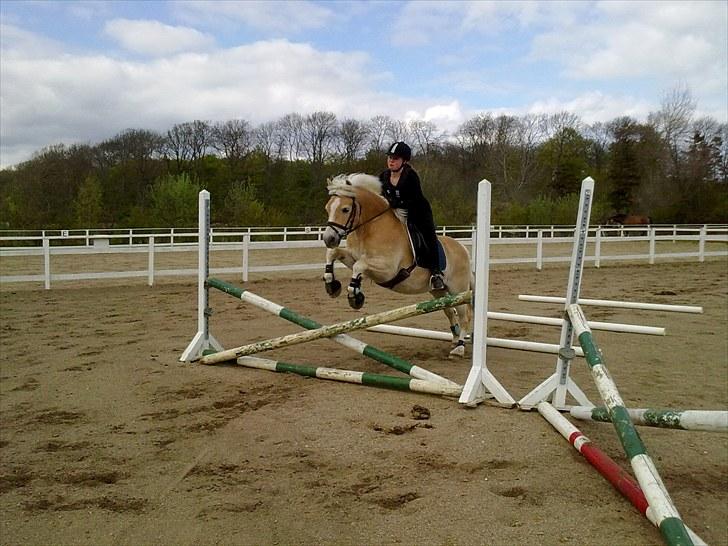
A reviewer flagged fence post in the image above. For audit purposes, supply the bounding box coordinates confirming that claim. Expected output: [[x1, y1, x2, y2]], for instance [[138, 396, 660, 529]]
[[147, 236, 155, 286], [672, 224, 677, 243], [595, 228, 601, 268], [648, 228, 656, 264], [242, 233, 250, 282], [128, 228, 133, 246], [699, 226, 706, 262], [170, 228, 175, 247], [536, 230, 543, 271], [43, 236, 51, 290], [85, 229, 90, 246], [283, 227, 287, 242]]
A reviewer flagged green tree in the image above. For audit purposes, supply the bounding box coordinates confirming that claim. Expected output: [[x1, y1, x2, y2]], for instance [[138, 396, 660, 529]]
[[148, 173, 199, 227], [73, 175, 104, 227]]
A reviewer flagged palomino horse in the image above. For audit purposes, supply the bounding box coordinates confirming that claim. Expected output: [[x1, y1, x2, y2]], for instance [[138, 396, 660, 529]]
[[322, 173, 473, 357]]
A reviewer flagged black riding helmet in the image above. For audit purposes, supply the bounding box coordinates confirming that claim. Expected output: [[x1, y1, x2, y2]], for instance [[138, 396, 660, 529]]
[[387, 141, 412, 161]]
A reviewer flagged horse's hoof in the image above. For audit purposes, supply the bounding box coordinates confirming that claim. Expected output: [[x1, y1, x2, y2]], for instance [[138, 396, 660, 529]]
[[448, 344, 465, 358], [325, 280, 341, 298], [348, 292, 365, 309]]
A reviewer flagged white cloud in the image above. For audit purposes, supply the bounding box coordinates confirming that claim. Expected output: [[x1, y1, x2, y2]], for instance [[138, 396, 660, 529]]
[[173, 0, 335, 33], [0, 25, 435, 167], [104, 19, 215, 56], [522, 91, 655, 124]]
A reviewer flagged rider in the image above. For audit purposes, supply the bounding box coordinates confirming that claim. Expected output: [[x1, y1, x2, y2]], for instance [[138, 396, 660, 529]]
[[379, 141, 446, 291]]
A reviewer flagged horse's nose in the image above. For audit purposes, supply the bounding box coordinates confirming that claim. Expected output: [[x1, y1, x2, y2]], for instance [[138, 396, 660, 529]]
[[323, 228, 340, 248]]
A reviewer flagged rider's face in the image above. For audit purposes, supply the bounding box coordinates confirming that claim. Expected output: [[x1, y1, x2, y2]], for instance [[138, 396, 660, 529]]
[[387, 156, 404, 170]]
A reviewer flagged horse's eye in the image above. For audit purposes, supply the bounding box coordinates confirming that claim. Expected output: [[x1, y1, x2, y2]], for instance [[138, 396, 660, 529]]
[[342, 207, 350, 213]]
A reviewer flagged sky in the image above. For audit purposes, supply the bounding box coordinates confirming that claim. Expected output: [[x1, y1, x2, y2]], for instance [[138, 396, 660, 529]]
[[1, 0, 726, 168]]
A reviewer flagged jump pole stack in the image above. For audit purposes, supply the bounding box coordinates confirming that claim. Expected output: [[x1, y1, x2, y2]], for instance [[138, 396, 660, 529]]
[[205, 277, 458, 387], [195, 290, 471, 365], [566, 303, 694, 546]]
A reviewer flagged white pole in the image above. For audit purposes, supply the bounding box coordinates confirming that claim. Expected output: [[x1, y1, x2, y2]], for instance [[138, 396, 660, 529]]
[[518, 295, 703, 314], [147, 235, 155, 287], [487, 311, 664, 336], [242, 233, 250, 283], [366, 324, 585, 356], [649, 227, 656, 265], [699, 226, 706, 262], [595, 228, 601, 268], [536, 230, 543, 271], [43, 236, 51, 290]]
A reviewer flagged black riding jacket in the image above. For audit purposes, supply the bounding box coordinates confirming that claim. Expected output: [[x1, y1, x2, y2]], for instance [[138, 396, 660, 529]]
[[379, 164, 439, 271]]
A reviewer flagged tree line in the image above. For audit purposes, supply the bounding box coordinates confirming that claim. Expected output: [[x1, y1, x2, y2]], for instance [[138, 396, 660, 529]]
[[1, 87, 725, 230]]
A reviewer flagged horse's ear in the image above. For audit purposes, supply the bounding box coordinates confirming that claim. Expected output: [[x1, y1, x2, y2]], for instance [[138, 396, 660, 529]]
[[326, 177, 331, 184]]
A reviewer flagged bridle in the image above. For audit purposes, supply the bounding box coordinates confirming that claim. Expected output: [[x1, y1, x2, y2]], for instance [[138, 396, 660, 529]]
[[327, 193, 391, 239]]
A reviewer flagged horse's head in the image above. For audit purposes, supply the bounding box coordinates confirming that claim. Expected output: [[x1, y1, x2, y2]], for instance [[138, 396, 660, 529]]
[[323, 174, 387, 248]]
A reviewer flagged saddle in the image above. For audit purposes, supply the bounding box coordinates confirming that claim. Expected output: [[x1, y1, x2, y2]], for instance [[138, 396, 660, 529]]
[[377, 223, 446, 289]]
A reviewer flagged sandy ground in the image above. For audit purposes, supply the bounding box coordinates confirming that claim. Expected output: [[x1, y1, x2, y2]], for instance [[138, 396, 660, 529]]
[[1, 259, 726, 546]]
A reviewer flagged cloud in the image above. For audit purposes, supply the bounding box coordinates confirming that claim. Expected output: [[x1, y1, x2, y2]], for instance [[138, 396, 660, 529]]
[[0, 25, 424, 167], [173, 0, 335, 33], [104, 19, 215, 56], [522, 91, 655, 124]]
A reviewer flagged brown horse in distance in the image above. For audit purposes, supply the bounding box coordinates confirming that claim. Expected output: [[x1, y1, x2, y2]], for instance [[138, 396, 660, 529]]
[[606, 213, 652, 226]]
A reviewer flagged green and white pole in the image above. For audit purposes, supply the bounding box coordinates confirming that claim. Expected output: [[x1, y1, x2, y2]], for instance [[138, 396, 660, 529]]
[[567, 303, 694, 546], [570, 406, 728, 433], [197, 290, 472, 366], [236, 356, 463, 398], [206, 277, 458, 387]]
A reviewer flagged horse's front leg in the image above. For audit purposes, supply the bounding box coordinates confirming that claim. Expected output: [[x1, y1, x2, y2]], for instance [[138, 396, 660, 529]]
[[347, 260, 370, 310], [323, 248, 353, 298]]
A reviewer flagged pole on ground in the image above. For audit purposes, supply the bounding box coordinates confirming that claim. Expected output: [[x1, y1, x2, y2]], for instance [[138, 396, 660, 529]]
[[567, 304, 694, 546]]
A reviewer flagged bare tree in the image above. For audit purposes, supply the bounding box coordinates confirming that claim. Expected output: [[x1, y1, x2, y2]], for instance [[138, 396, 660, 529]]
[[253, 121, 277, 160], [385, 119, 409, 145], [165, 123, 193, 169], [337, 118, 370, 162], [368, 115, 394, 152], [408, 119, 444, 157], [277, 113, 304, 161], [648, 84, 696, 169], [211, 119, 253, 168], [301, 111, 338, 164]]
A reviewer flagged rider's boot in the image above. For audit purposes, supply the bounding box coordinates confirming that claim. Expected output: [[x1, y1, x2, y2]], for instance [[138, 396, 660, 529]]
[[430, 270, 446, 291]]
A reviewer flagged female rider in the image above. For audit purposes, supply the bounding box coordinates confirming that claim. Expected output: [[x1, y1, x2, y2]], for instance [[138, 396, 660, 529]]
[[379, 141, 445, 291]]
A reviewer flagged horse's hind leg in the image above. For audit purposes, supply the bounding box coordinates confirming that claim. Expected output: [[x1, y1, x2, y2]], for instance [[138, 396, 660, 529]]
[[443, 306, 467, 358]]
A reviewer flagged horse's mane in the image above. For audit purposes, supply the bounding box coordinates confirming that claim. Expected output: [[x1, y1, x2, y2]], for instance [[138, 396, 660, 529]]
[[327, 173, 383, 199]]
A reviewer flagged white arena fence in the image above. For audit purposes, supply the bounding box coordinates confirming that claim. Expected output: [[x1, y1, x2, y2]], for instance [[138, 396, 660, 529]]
[[1, 224, 726, 289]]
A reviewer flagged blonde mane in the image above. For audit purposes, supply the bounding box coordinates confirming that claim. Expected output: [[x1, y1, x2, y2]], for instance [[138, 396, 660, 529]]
[[327, 173, 384, 199]]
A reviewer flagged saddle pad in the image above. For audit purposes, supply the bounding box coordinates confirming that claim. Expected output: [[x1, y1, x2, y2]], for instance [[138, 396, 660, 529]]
[[407, 225, 447, 271]]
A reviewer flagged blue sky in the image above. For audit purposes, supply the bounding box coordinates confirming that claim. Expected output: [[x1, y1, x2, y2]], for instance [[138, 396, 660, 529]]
[[1, 0, 726, 168]]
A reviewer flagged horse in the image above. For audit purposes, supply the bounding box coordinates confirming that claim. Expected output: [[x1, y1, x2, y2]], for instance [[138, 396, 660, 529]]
[[322, 173, 473, 357], [606, 213, 652, 226], [606, 213, 652, 236]]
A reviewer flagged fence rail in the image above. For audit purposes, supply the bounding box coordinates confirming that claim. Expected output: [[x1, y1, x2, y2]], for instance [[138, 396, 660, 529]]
[[1, 225, 726, 289]]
